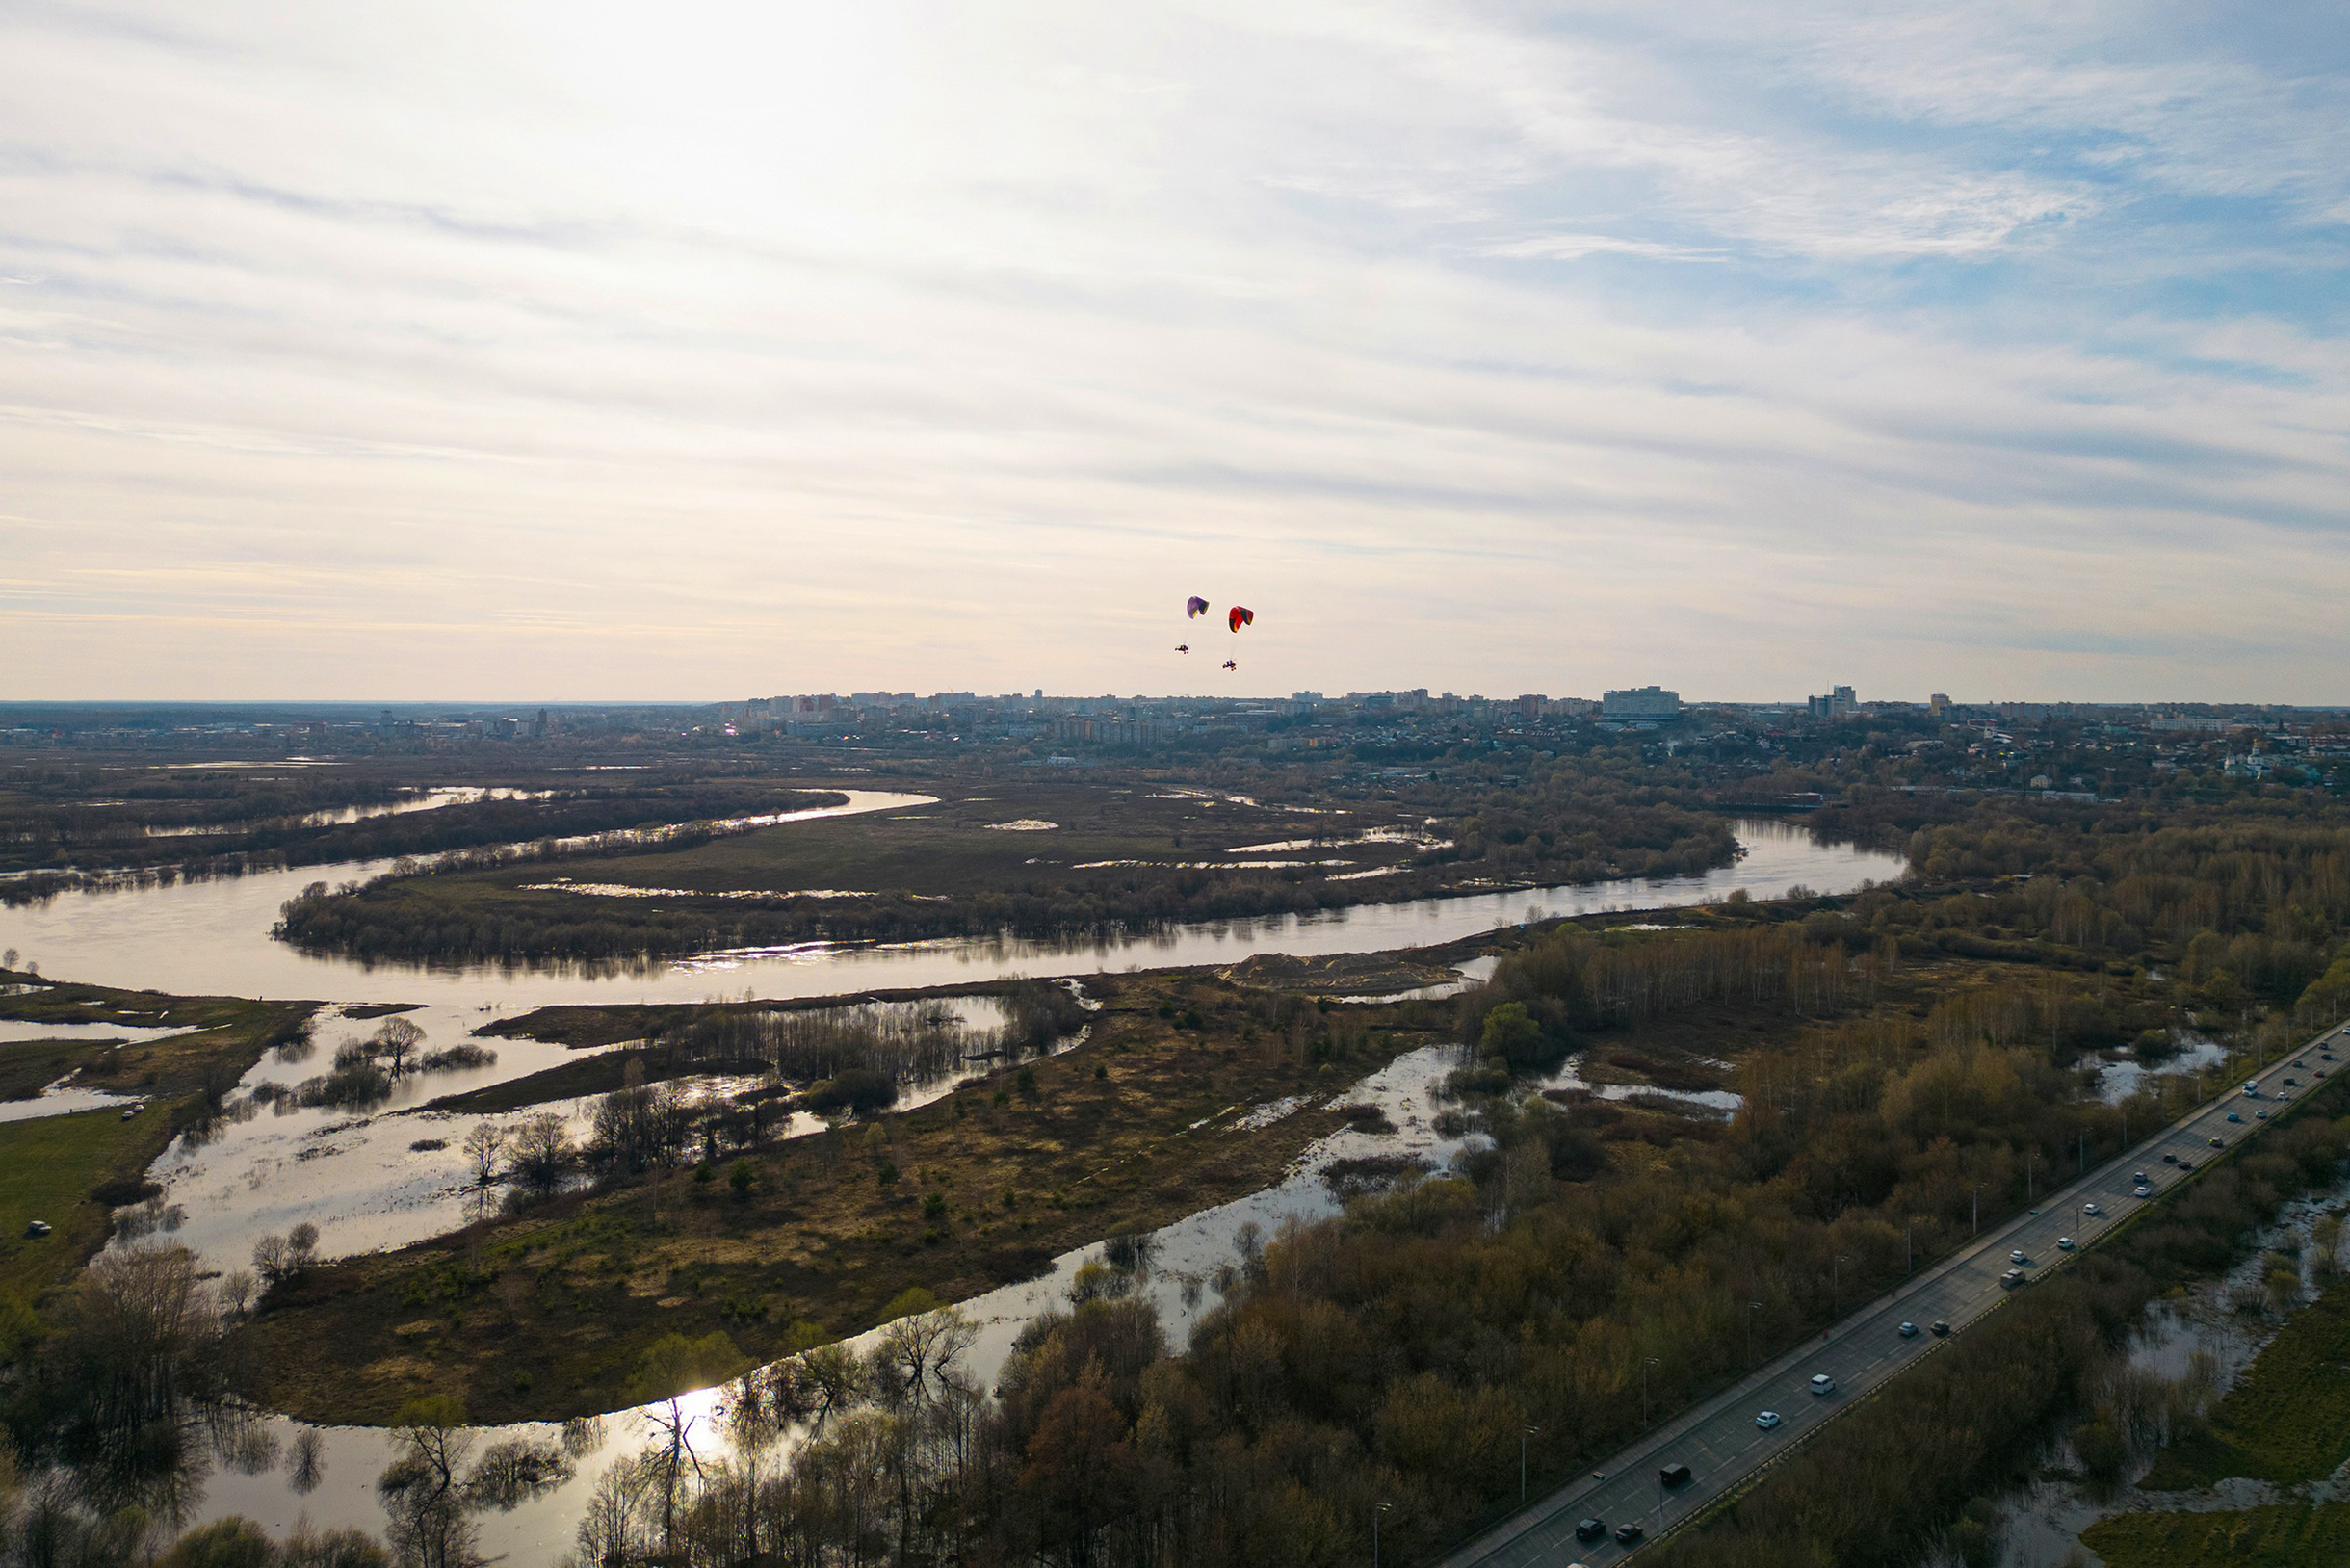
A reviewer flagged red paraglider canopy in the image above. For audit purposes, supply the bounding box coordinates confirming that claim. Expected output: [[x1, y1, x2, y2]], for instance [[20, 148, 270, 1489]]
[[1228, 606, 1254, 633], [1186, 596, 1210, 619]]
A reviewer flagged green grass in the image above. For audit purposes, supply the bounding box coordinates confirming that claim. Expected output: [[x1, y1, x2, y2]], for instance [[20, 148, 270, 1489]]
[[0, 1109, 179, 1351], [0, 982, 315, 1356], [2084, 1503, 2350, 1567], [2141, 1272, 2350, 1489]]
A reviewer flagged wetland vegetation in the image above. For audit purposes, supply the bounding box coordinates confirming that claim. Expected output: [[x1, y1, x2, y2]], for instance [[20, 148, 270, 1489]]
[[0, 759, 845, 903], [270, 767, 1736, 966]]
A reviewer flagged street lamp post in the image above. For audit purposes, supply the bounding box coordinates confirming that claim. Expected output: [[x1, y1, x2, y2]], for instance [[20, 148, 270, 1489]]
[[1833, 1255, 1848, 1316], [1642, 1356, 1660, 1427], [1747, 1300, 1762, 1369], [1522, 1426, 1540, 1503], [1374, 1502, 1390, 1568], [1972, 1184, 1981, 1237]]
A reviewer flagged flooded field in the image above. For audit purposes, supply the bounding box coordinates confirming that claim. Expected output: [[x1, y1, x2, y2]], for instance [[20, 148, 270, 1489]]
[[0, 807, 1908, 1555]]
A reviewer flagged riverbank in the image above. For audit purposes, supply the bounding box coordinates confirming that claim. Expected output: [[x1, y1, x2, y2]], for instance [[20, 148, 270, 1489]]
[[0, 970, 316, 1353], [246, 969, 1456, 1424], [271, 776, 1737, 965]]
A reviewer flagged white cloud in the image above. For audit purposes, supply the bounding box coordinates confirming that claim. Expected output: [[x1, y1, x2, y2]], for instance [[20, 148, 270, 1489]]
[[0, 0, 2343, 702]]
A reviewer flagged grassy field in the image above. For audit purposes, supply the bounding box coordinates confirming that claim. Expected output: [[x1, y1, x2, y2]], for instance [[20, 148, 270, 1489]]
[[249, 968, 1462, 1424], [2141, 1271, 2350, 1490], [2084, 1503, 2350, 1567], [1, 977, 305, 1101], [0, 1110, 183, 1350], [0, 971, 316, 1355]]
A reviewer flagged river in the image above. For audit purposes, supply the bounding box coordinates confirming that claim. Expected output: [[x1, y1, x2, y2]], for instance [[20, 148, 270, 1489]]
[[0, 795, 1896, 1008], [0, 799, 1906, 1559]]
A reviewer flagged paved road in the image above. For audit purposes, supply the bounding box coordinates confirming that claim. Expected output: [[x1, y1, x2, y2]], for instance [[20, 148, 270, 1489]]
[[1443, 1025, 2350, 1568]]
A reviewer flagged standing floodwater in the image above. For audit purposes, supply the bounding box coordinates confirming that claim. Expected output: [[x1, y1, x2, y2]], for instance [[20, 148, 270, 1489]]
[[0, 810, 1901, 1009]]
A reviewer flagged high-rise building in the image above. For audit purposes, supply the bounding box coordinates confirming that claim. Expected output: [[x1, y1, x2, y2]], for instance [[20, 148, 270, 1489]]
[[1602, 686, 1682, 719]]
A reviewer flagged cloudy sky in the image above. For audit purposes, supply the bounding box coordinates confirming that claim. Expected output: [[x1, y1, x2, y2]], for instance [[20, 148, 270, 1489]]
[[2, 1, 2345, 703]]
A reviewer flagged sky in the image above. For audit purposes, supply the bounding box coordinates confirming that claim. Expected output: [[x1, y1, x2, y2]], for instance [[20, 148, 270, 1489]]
[[1, 1, 2346, 705]]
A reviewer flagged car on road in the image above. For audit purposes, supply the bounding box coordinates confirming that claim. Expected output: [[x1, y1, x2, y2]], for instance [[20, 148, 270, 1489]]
[[2057, 1237, 2075, 1250], [2002, 1267, 2029, 1290], [2319, 1071, 2330, 1079], [1898, 1320, 1920, 1338], [2011, 1249, 2029, 1264], [2257, 1111, 2269, 1120], [2163, 1153, 2178, 1164], [1756, 1409, 1782, 1429], [2245, 1082, 2261, 1096], [2180, 1160, 2196, 1170], [2229, 1112, 2243, 1122], [1614, 1523, 1644, 1545], [2133, 1183, 2153, 1197], [1576, 1518, 1605, 1543], [2083, 1202, 2102, 1216], [2211, 1137, 2226, 1147], [1810, 1373, 1837, 1395], [1931, 1320, 1951, 1336], [1659, 1463, 1691, 1488], [2133, 1170, 2148, 1182], [2285, 1078, 2301, 1087]]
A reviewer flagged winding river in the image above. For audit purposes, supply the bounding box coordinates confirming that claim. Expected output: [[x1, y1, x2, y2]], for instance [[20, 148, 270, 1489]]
[[0, 796, 1907, 1558]]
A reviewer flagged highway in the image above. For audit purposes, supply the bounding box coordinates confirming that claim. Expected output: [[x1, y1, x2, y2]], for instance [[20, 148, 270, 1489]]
[[1441, 1024, 2350, 1567]]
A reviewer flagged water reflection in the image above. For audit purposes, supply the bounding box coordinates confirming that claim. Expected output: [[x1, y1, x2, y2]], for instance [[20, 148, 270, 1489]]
[[0, 813, 1902, 1012]]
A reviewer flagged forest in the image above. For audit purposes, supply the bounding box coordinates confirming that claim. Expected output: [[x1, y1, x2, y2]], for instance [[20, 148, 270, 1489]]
[[491, 796, 2350, 1567], [11, 789, 2350, 1566], [0, 764, 846, 904], [269, 763, 1738, 964]]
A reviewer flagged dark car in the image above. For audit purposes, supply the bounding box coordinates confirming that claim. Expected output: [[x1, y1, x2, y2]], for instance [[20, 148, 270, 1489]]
[[2210, 1137, 2226, 1147], [2162, 1153, 2178, 1164], [1931, 1320, 1951, 1336], [1615, 1523, 1645, 1545], [1575, 1518, 1605, 1543], [2285, 1078, 2301, 1087], [1659, 1462, 1692, 1488]]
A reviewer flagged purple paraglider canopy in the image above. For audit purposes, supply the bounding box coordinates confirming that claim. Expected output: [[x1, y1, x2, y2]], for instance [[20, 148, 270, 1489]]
[[1186, 596, 1210, 619]]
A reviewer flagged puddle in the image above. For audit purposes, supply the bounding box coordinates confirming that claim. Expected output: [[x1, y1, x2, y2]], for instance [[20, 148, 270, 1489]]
[[2096, 1035, 2230, 1105], [0, 1081, 147, 1124], [155, 1037, 1482, 1556], [1538, 1053, 1744, 1116], [0, 1018, 197, 1046], [1976, 1173, 2350, 1565]]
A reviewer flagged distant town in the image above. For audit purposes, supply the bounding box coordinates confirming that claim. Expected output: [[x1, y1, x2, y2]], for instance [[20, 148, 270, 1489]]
[[5, 686, 2344, 797]]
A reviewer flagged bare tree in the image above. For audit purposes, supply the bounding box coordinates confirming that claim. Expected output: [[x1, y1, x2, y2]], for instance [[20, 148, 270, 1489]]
[[375, 1017, 427, 1078], [461, 1122, 508, 1192], [288, 1221, 321, 1271], [377, 1396, 573, 1568], [509, 1112, 572, 1194]]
